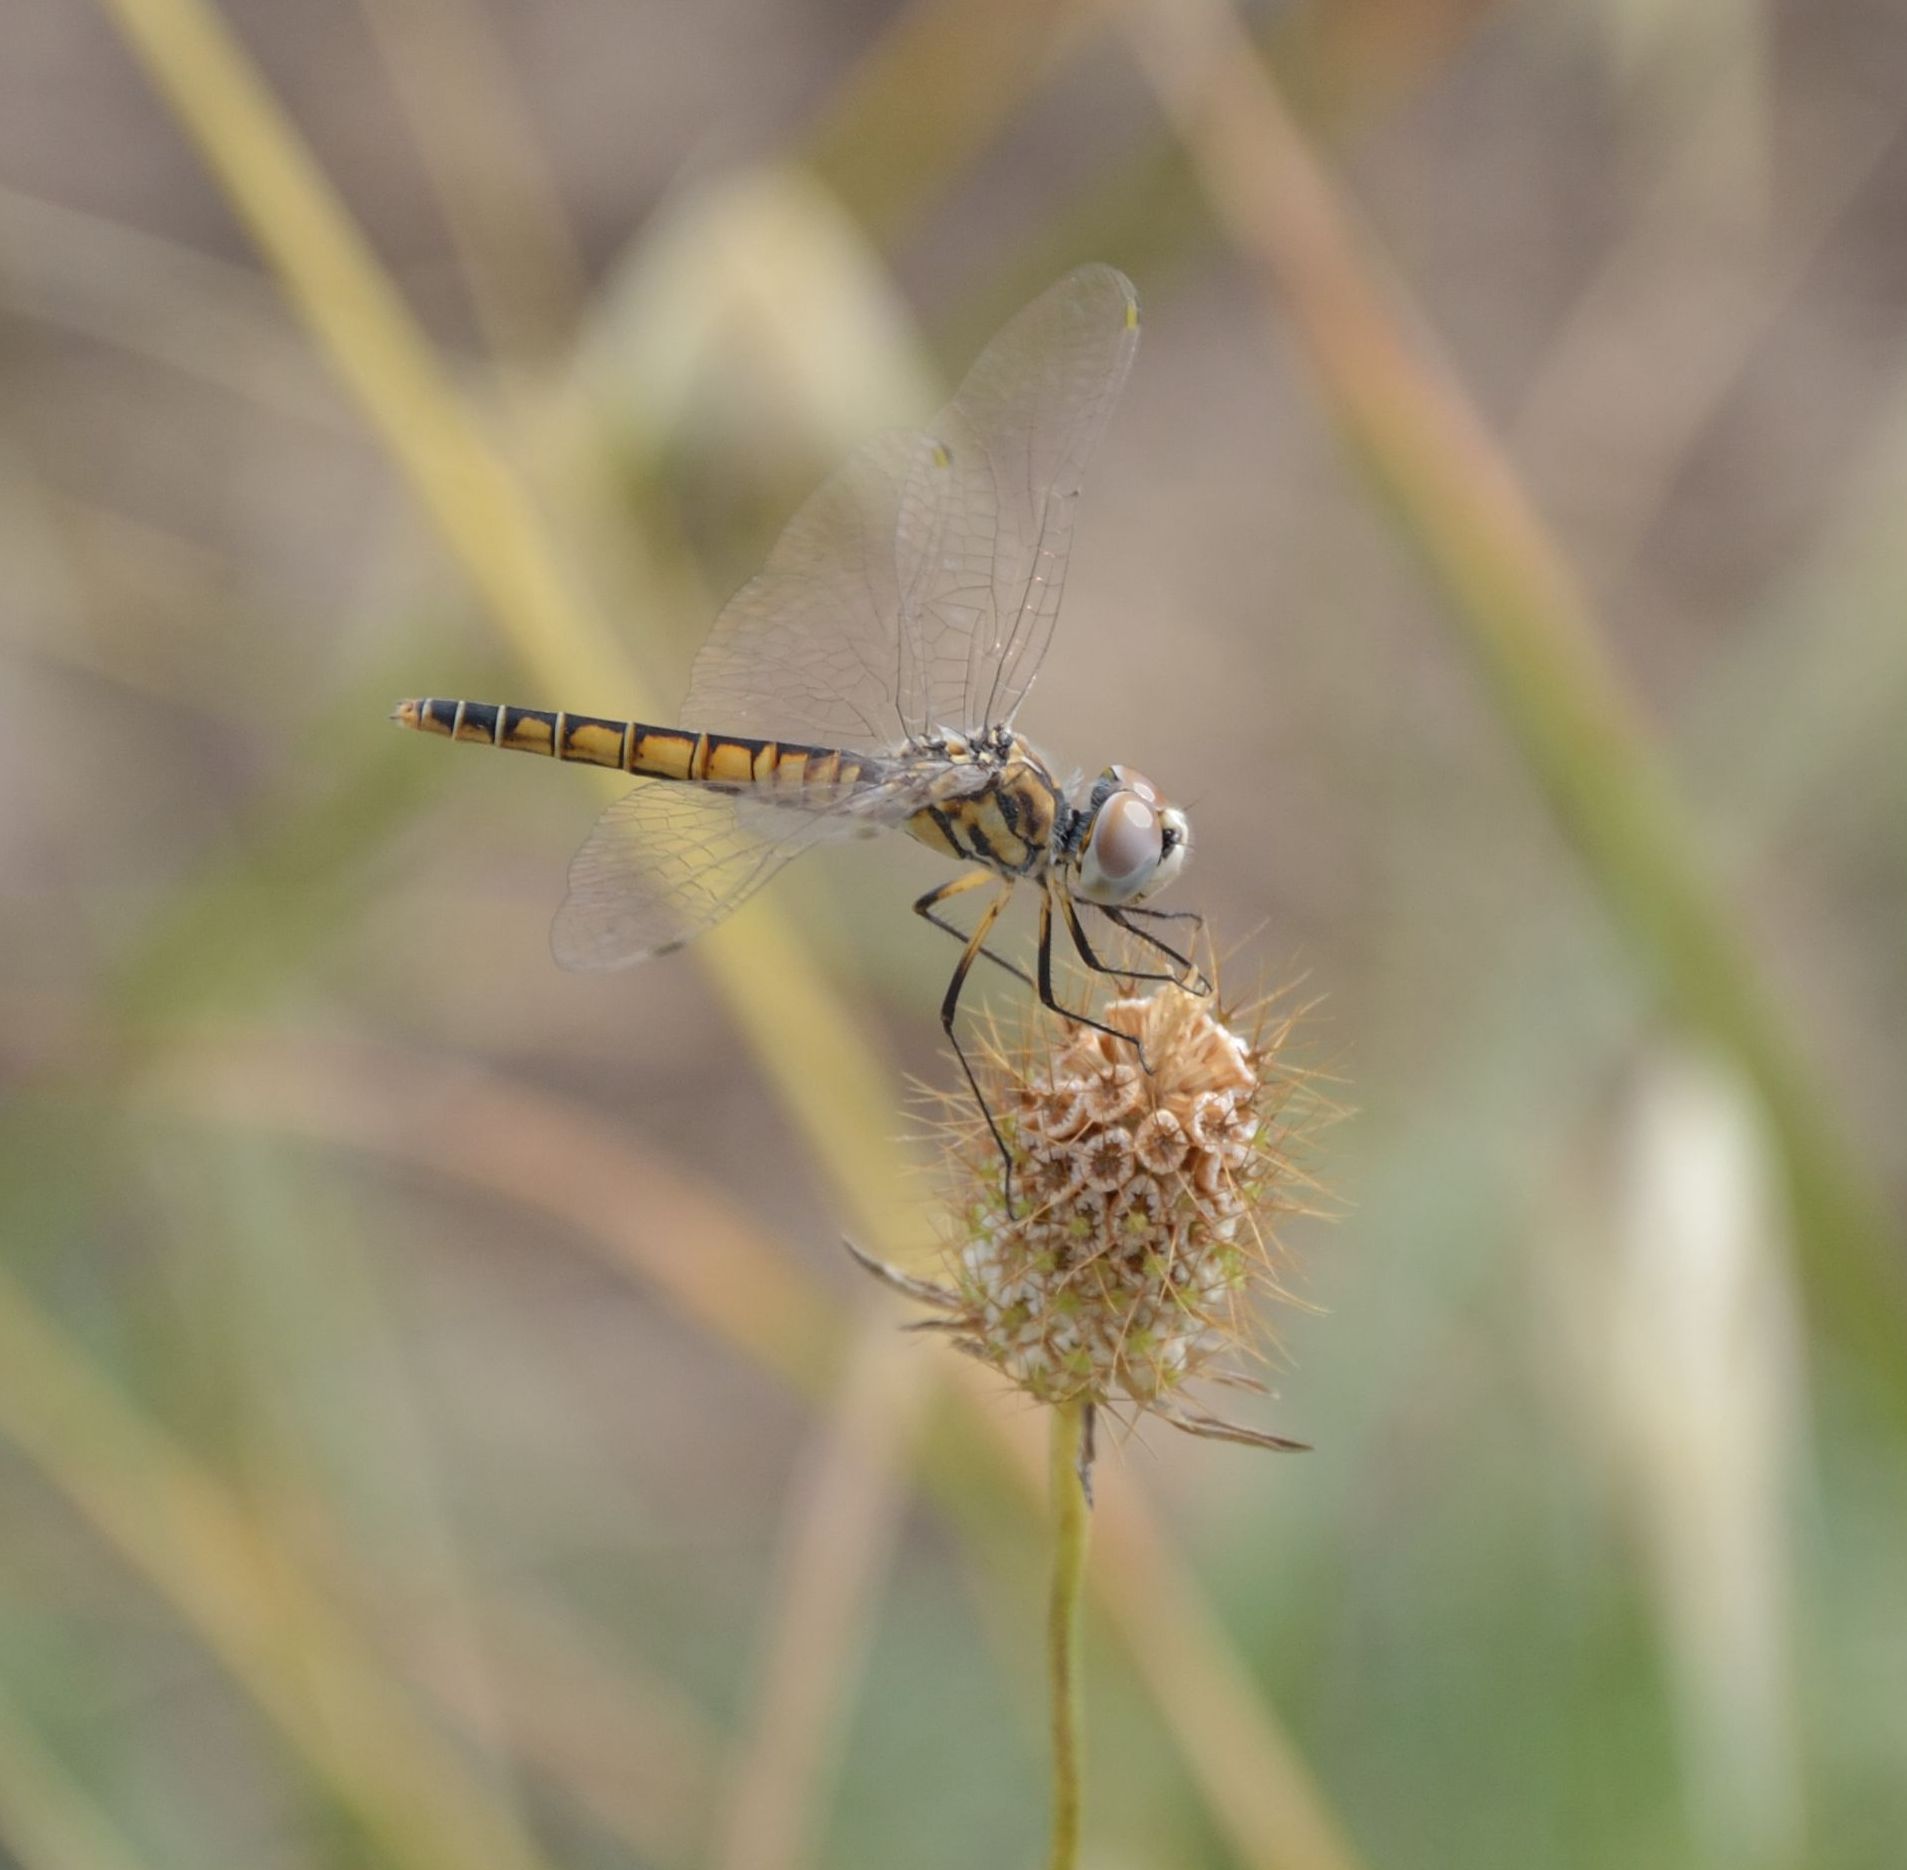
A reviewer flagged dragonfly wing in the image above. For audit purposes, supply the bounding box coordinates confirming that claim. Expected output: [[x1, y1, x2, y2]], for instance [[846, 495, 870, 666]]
[[550, 767, 946, 971], [684, 267, 1139, 751], [910, 264, 1140, 734], [683, 429, 949, 752]]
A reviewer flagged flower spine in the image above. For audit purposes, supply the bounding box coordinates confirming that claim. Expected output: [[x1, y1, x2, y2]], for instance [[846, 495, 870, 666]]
[[853, 982, 1323, 1452]]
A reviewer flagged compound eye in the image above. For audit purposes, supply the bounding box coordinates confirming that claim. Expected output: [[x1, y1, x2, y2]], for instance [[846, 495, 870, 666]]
[[1089, 792, 1164, 892], [1108, 765, 1161, 807]]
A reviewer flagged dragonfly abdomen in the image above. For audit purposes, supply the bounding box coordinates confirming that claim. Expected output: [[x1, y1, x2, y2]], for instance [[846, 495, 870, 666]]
[[392, 698, 871, 792]]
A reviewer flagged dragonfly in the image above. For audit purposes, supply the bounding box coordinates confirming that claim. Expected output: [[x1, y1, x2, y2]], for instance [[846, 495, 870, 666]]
[[395, 265, 1206, 1194]]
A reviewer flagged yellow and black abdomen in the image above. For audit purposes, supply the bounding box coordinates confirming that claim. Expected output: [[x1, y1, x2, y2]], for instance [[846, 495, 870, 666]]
[[392, 697, 874, 795]]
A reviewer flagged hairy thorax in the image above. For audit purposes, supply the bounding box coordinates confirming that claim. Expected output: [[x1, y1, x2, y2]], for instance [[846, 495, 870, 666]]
[[903, 728, 1064, 881]]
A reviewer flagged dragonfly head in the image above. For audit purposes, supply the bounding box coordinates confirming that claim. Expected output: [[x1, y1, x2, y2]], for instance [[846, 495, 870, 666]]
[[1072, 765, 1190, 906]]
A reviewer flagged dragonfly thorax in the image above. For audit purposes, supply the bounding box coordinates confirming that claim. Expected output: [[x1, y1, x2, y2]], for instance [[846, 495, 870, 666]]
[[902, 728, 1066, 881]]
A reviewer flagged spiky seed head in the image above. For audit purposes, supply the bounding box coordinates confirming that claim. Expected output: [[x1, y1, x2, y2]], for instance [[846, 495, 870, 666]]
[[865, 981, 1322, 1451]]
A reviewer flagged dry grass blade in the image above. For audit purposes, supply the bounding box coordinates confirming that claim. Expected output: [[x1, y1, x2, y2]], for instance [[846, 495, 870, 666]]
[[713, 1320, 930, 1870], [1089, 1469, 1363, 1870], [189, 1148, 715, 1866], [150, 1030, 843, 1392], [0, 1262, 563, 1870], [0, 1685, 153, 1870], [357, 0, 588, 362], [462, 1595, 719, 1864], [90, 0, 628, 694], [90, 0, 915, 1245], [1126, 0, 1907, 1403], [1508, 54, 1899, 578], [966, 0, 1509, 369], [0, 182, 343, 425], [803, 0, 1093, 237], [352, 1550, 720, 1861]]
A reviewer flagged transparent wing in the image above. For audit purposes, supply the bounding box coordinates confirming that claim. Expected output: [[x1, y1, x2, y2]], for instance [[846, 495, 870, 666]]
[[682, 430, 948, 751], [550, 765, 958, 971], [683, 265, 1140, 748], [912, 263, 1140, 733]]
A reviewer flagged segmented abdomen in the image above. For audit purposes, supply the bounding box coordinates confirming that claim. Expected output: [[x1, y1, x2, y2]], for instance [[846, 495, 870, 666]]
[[391, 697, 875, 795]]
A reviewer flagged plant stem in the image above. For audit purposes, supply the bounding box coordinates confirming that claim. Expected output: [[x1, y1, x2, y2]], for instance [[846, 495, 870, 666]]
[[1046, 1399, 1091, 1870]]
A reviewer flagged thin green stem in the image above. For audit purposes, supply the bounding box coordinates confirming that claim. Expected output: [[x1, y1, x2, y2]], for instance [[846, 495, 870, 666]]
[[1046, 1399, 1091, 1870]]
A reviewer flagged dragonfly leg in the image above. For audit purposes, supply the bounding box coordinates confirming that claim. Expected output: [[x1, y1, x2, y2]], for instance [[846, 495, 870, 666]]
[[1117, 904, 1203, 929], [1037, 891, 1155, 1075], [941, 880, 1022, 1214], [1115, 903, 1208, 948], [913, 870, 1035, 989], [1061, 894, 1193, 992], [1099, 905, 1211, 996]]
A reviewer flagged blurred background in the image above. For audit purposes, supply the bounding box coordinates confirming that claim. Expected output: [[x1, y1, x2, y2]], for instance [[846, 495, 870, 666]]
[[3, 1, 1905, 1866]]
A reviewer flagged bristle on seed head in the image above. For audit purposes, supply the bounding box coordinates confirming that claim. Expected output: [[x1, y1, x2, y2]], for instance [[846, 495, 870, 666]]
[[857, 979, 1329, 1453]]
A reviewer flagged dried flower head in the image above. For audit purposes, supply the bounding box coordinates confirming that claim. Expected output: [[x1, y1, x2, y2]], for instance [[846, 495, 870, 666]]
[[852, 979, 1325, 1453]]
